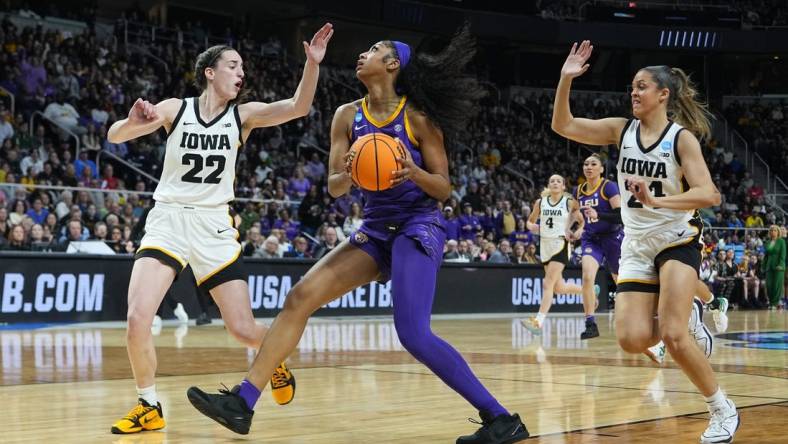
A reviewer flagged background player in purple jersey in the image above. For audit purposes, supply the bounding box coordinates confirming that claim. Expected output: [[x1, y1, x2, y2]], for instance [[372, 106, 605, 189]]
[[573, 153, 623, 340], [187, 25, 529, 444]]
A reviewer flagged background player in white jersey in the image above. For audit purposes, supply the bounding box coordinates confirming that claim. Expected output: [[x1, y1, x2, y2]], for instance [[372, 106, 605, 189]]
[[522, 174, 584, 335], [551, 40, 739, 443], [105, 23, 334, 434]]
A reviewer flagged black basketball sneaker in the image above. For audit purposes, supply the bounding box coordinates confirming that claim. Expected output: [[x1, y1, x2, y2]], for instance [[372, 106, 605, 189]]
[[187, 384, 254, 435], [456, 411, 529, 444]]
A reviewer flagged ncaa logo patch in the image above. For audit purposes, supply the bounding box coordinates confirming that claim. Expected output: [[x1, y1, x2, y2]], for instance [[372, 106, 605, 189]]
[[354, 112, 363, 123], [354, 232, 369, 244], [394, 124, 403, 132], [660, 140, 672, 151], [584, 247, 593, 253]]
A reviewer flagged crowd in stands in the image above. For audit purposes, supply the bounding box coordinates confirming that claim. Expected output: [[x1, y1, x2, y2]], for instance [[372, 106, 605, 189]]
[[0, 10, 786, 309], [723, 99, 788, 183]]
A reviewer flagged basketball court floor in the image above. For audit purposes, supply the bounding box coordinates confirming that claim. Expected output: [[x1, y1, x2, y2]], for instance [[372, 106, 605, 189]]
[[2, 311, 787, 443]]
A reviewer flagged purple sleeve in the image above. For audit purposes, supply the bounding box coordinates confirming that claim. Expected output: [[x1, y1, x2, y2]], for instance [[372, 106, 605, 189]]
[[603, 180, 620, 200]]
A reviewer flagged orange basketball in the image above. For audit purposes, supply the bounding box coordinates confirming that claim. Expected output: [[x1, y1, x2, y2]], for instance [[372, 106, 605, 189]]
[[349, 132, 404, 191]]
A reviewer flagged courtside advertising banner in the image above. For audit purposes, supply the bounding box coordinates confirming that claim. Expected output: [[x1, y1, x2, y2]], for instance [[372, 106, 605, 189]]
[[0, 254, 607, 322]]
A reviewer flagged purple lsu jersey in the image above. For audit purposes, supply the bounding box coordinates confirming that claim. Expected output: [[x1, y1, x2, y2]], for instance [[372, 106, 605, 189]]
[[348, 96, 444, 280], [351, 96, 438, 225], [574, 179, 621, 237]]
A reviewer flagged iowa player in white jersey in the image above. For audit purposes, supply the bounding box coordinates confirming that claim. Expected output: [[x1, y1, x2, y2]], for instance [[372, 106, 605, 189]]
[[522, 174, 585, 335], [105, 23, 334, 434], [551, 40, 739, 443]]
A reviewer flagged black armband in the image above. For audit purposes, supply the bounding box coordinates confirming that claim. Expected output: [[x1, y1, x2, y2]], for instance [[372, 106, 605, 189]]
[[598, 208, 622, 224]]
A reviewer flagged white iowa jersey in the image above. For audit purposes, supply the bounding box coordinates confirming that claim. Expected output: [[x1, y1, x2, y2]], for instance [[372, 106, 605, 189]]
[[617, 119, 695, 236], [539, 194, 571, 239], [153, 97, 242, 207]]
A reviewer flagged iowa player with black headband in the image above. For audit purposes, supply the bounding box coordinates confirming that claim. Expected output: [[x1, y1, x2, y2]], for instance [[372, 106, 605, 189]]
[[106, 23, 333, 434], [551, 40, 739, 443], [187, 25, 529, 444]]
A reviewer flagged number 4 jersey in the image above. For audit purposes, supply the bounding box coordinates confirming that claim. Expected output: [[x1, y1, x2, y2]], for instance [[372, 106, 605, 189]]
[[153, 97, 242, 207], [617, 119, 697, 237]]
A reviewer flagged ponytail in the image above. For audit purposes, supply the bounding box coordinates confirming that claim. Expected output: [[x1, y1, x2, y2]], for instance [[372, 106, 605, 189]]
[[641, 65, 711, 141], [384, 23, 486, 145]]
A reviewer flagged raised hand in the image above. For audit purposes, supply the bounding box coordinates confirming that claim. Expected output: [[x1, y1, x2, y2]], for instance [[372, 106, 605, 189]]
[[304, 23, 334, 64], [128, 98, 158, 124], [561, 40, 593, 79]]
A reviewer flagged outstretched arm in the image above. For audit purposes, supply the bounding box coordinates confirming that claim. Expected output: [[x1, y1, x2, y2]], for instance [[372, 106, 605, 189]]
[[107, 98, 182, 143], [239, 23, 333, 130], [551, 41, 627, 146]]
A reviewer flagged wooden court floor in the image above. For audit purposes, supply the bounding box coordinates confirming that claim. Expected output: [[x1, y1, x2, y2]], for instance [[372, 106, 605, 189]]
[[2, 311, 787, 443]]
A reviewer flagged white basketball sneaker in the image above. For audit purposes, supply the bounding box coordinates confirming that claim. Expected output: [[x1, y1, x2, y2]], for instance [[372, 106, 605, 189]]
[[174, 302, 189, 323], [700, 398, 739, 443], [690, 298, 714, 358], [644, 341, 666, 364], [710, 297, 729, 333]]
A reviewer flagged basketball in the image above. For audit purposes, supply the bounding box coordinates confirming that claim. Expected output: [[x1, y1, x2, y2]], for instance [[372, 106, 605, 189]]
[[349, 132, 405, 191]]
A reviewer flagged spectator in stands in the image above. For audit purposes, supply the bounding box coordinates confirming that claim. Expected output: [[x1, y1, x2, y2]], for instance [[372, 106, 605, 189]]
[[486, 241, 509, 263], [255, 235, 281, 259], [314, 226, 339, 259], [25, 197, 49, 225], [43, 93, 86, 135], [82, 124, 101, 151], [108, 226, 125, 254], [512, 242, 527, 264], [740, 254, 763, 308], [0, 110, 14, 146], [0, 206, 10, 239], [74, 150, 98, 179], [523, 242, 539, 264], [20, 149, 43, 177], [460, 181, 482, 211], [271, 228, 292, 256], [92, 221, 108, 241], [100, 164, 119, 189], [509, 218, 533, 246], [304, 152, 326, 182], [458, 202, 481, 241], [716, 249, 740, 306], [443, 205, 460, 241], [342, 202, 363, 237], [497, 200, 516, 239], [443, 239, 461, 261], [57, 219, 86, 250], [479, 206, 498, 240], [2, 224, 29, 251], [745, 209, 764, 228], [242, 226, 265, 257], [29, 223, 51, 249], [284, 236, 311, 259], [287, 167, 311, 199], [273, 209, 300, 241], [499, 239, 514, 262], [9, 199, 28, 225]]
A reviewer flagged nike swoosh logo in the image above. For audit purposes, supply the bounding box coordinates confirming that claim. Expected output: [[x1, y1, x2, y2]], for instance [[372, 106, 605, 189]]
[[217, 228, 232, 234], [183, 122, 195, 125], [354, 125, 366, 131], [678, 230, 685, 237]]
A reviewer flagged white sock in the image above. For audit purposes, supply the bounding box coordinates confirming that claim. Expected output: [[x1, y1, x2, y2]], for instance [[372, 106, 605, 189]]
[[137, 384, 158, 406], [536, 312, 546, 324], [704, 388, 726, 409]]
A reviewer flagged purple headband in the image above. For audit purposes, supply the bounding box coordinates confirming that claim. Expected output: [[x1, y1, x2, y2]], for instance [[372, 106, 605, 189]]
[[392, 41, 411, 68]]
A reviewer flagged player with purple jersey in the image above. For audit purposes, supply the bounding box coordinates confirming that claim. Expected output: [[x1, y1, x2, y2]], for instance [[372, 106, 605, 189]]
[[573, 153, 623, 340], [186, 25, 528, 444]]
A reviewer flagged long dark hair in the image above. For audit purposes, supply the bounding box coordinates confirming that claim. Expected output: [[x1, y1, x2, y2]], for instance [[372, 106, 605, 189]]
[[640, 65, 711, 141], [384, 23, 485, 144], [193, 45, 248, 104]]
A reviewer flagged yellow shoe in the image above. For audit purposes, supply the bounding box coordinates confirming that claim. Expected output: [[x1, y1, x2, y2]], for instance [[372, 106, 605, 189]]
[[521, 317, 543, 336], [271, 362, 296, 405], [111, 399, 166, 434]]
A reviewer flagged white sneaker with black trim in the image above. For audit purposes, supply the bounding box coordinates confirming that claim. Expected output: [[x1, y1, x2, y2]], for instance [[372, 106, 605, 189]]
[[690, 298, 714, 358], [700, 398, 739, 443]]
